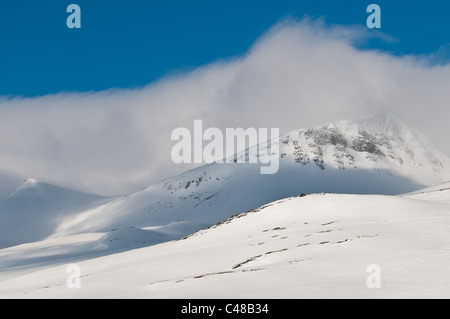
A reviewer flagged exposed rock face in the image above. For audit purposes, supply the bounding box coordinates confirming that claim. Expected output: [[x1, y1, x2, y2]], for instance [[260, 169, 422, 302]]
[[278, 113, 448, 177]]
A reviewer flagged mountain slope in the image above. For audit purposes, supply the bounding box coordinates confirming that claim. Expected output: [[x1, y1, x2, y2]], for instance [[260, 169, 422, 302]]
[[1, 114, 450, 297], [2, 187, 450, 298], [51, 113, 450, 240], [0, 179, 112, 248], [1, 114, 449, 252], [279, 113, 449, 185]]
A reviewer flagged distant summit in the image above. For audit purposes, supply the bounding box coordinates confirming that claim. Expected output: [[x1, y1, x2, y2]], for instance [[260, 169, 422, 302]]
[[0, 179, 111, 248], [278, 113, 450, 186]]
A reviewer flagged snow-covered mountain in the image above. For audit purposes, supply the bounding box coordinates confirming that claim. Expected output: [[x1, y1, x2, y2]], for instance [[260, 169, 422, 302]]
[[280, 113, 449, 185], [48, 113, 450, 240], [1, 113, 449, 250], [0, 179, 111, 248], [1, 113, 450, 298], [2, 185, 450, 298]]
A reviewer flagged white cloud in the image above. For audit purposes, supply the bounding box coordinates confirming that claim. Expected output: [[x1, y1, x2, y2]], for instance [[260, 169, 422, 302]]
[[1, 18, 449, 196]]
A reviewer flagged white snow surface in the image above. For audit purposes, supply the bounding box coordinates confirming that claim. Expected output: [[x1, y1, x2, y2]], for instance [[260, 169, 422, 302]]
[[1, 188, 450, 298]]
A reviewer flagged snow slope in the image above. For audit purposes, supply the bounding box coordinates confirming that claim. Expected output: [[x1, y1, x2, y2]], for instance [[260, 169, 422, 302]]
[[1, 113, 449, 256], [0, 179, 112, 248], [1, 187, 450, 298], [49, 113, 450, 242]]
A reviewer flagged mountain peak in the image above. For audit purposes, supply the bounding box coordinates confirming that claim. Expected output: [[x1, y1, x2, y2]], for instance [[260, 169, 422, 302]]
[[279, 113, 450, 185], [4, 178, 105, 203], [0, 178, 111, 248], [7, 179, 41, 196], [21, 178, 38, 187]]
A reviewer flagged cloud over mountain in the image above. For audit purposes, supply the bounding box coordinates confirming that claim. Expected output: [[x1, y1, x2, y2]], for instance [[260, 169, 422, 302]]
[[0, 18, 449, 196]]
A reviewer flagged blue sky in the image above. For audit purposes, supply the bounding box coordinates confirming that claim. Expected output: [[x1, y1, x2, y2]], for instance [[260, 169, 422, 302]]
[[0, 0, 449, 96], [0, 1, 450, 195]]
